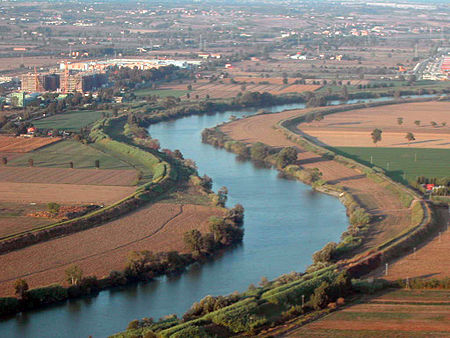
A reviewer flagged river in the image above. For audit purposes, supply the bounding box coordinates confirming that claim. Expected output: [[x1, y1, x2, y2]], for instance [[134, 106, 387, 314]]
[[0, 96, 433, 337]]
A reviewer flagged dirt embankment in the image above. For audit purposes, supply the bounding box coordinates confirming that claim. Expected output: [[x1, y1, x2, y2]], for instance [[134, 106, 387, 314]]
[[221, 109, 412, 253], [0, 202, 224, 296]]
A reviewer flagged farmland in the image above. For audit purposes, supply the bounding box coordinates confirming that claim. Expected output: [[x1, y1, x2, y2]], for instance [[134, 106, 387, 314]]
[[331, 147, 450, 184], [0, 198, 224, 296], [287, 289, 450, 337], [0, 135, 60, 153], [157, 81, 320, 100], [134, 88, 188, 98], [299, 101, 450, 149], [371, 208, 450, 281], [0, 166, 137, 186], [6, 139, 136, 170], [0, 182, 135, 205], [32, 110, 105, 131]]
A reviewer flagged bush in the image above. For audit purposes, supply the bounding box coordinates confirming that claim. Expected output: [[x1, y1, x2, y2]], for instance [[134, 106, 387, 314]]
[[312, 242, 337, 264], [250, 142, 268, 162], [276, 147, 298, 168], [308, 282, 329, 310], [349, 208, 371, 227]]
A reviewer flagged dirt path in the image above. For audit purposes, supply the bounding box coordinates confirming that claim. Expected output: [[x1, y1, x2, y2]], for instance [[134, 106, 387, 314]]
[[0, 203, 223, 296], [221, 110, 411, 253]]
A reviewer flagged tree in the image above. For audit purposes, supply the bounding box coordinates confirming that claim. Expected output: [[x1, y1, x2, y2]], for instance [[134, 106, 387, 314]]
[[276, 147, 298, 168], [371, 128, 382, 146], [184, 230, 203, 255], [47, 202, 60, 214], [14, 279, 29, 300], [405, 132, 415, 145], [430, 121, 437, 128], [28, 158, 34, 167], [1, 157, 6, 165], [65, 265, 83, 285], [397, 117, 403, 126], [442, 122, 447, 127], [217, 186, 228, 207], [309, 281, 330, 310], [250, 142, 268, 162], [414, 120, 421, 127], [95, 159, 100, 168]]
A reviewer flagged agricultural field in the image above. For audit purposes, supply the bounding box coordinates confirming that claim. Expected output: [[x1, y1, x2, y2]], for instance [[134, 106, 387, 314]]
[[299, 101, 450, 149], [331, 147, 450, 184], [0, 182, 135, 205], [5, 139, 135, 170], [158, 81, 320, 100], [0, 202, 54, 238], [288, 289, 450, 337], [32, 110, 105, 131], [0, 195, 224, 296], [0, 167, 137, 186], [134, 88, 188, 98], [371, 208, 449, 281], [0, 135, 60, 153]]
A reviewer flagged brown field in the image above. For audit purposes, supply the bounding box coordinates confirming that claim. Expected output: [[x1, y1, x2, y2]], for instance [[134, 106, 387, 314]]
[[0, 166, 137, 186], [220, 107, 412, 252], [371, 208, 450, 281], [0, 135, 61, 153], [299, 102, 450, 148], [0, 182, 135, 205], [161, 81, 320, 99], [0, 216, 53, 238], [0, 202, 224, 296], [283, 289, 450, 337]]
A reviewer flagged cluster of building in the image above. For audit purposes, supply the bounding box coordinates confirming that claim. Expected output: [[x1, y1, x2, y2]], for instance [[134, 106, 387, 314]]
[[21, 71, 108, 93], [19, 58, 200, 94], [421, 53, 450, 81], [60, 58, 201, 72]]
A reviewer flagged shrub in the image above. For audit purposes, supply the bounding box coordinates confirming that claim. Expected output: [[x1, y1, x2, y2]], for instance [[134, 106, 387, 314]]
[[349, 208, 371, 227], [250, 142, 268, 162], [308, 281, 329, 310], [312, 242, 337, 264]]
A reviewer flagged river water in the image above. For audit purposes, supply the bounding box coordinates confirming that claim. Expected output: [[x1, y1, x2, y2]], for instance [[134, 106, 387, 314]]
[[0, 96, 433, 337]]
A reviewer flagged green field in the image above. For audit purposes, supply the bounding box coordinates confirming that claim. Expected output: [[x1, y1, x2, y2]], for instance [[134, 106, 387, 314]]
[[134, 88, 188, 98], [331, 147, 450, 184], [9, 140, 134, 170], [32, 110, 105, 131]]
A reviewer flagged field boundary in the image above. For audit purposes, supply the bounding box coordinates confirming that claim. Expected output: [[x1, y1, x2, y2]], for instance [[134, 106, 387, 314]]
[[0, 118, 176, 254], [276, 98, 439, 277]]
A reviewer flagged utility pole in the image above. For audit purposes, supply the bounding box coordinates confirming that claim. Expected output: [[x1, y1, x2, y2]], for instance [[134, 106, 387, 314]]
[[385, 263, 389, 276]]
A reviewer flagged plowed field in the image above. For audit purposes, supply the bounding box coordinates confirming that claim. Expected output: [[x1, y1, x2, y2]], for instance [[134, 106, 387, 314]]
[[0, 203, 224, 296], [284, 289, 450, 337], [0, 182, 135, 204], [0, 135, 61, 153], [0, 167, 137, 186]]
